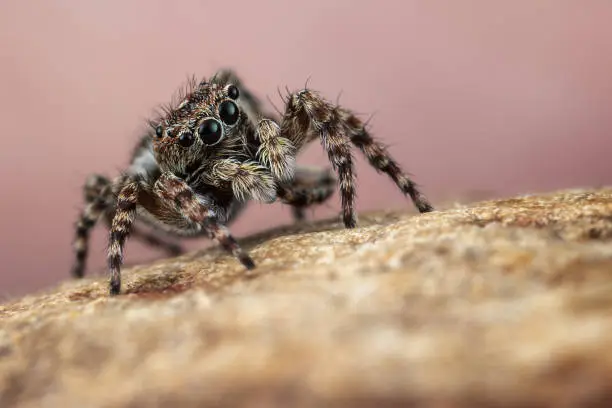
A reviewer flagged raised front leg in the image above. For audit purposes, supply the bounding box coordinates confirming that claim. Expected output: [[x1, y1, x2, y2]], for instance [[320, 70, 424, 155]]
[[255, 119, 296, 183], [204, 159, 277, 203], [203, 119, 296, 203]]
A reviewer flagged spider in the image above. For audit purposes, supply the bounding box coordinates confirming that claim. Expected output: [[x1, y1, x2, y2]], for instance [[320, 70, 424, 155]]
[[71, 69, 434, 295]]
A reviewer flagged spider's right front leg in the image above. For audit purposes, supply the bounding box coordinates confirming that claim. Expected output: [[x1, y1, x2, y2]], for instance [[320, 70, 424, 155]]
[[153, 173, 255, 270], [107, 173, 255, 295]]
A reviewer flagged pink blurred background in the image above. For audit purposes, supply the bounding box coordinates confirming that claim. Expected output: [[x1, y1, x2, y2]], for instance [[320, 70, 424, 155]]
[[0, 0, 610, 297]]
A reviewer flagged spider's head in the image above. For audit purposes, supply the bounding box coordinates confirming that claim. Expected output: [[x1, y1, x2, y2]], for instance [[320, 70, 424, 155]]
[[151, 78, 244, 174]]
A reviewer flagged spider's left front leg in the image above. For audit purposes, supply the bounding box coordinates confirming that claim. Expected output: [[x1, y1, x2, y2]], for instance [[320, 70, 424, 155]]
[[280, 89, 435, 228], [201, 120, 295, 204], [280, 90, 358, 227], [254, 118, 296, 184]]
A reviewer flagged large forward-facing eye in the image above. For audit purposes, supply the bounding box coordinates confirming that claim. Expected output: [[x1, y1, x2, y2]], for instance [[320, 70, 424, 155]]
[[218, 100, 239, 125], [198, 118, 223, 145]]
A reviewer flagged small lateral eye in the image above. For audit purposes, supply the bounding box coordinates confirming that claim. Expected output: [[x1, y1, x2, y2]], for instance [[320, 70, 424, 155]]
[[178, 131, 195, 147], [198, 118, 223, 145], [155, 125, 163, 138], [218, 100, 239, 125], [227, 85, 239, 100]]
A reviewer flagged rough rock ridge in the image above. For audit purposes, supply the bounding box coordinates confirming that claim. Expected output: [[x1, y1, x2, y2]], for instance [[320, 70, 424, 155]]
[[1, 188, 612, 407]]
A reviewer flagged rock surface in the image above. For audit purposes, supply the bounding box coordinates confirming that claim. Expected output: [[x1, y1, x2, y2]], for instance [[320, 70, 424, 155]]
[[1, 188, 612, 407]]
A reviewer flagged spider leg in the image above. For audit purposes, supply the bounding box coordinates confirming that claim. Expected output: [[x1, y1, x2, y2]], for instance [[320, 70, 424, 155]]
[[291, 207, 307, 222], [342, 111, 434, 213], [71, 174, 112, 278], [255, 119, 296, 183], [154, 173, 255, 269], [73, 173, 182, 283], [280, 89, 434, 228], [277, 166, 336, 222], [83, 173, 110, 203], [107, 173, 255, 295], [107, 176, 141, 295], [280, 89, 357, 227], [197, 158, 276, 203]]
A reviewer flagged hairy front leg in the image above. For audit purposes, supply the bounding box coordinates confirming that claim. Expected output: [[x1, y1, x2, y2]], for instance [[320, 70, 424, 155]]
[[195, 119, 297, 200], [154, 173, 255, 270], [107, 173, 255, 295], [201, 159, 277, 203], [255, 119, 296, 183]]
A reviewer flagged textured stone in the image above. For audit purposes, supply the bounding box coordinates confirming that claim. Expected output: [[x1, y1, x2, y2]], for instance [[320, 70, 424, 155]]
[[1, 188, 612, 407]]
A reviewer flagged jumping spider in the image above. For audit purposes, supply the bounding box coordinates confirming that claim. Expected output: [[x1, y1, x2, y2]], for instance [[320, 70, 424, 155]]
[[71, 69, 434, 295]]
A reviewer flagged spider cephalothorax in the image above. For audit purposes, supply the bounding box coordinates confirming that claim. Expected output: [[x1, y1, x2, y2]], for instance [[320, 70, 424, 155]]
[[71, 69, 434, 295], [153, 81, 246, 173]]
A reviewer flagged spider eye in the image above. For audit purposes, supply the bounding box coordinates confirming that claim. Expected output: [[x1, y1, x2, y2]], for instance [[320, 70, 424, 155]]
[[227, 85, 239, 100], [155, 125, 163, 138], [178, 131, 195, 147], [198, 119, 223, 145], [218, 100, 239, 125]]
